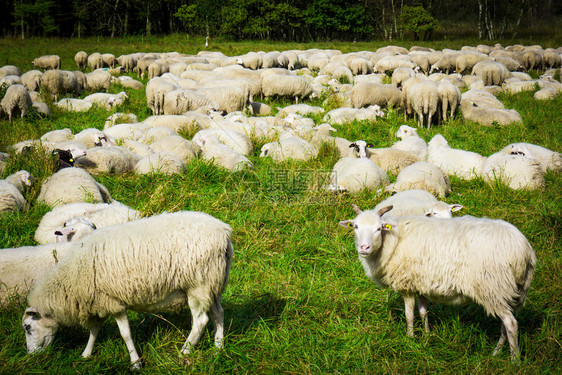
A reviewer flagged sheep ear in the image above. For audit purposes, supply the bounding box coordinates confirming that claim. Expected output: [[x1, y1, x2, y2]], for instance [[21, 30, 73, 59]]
[[24, 307, 40, 319], [377, 205, 393, 217], [351, 204, 362, 215], [339, 220, 355, 229], [349, 143, 356, 148], [381, 221, 393, 232], [450, 204, 463, 212], [366, 143, 374, 148]]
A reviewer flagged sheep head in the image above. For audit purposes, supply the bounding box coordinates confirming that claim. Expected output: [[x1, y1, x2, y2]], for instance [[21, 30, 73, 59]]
[[339, 205, 394, 257], [22, 307, 59, 354]]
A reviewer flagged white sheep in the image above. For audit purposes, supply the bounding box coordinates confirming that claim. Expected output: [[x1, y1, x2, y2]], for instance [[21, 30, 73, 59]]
[[74, 146, 137, 174], [35, 201, 140, 244], [388, 161, 452, 197], [40, 70, 81, 100], [0, 65, 20, 79], [149, 135, 197, 163], [350, 82, 402, 109], [23, 211, 233, 369], [339, 205, 535, 361], [326, 156, 389, 193], [322, 106, 385, 125], [460, 101, 523, 126], [134, 151, 186, 175], [391, 67, 416, 87], [163, 88, 218, 115], [310, 123, 353, 157], [350, 140, 420, 175], [32, 55, 61, 70], [74, 51, 88, 69], [192, 129, 253, 156], [391, 125, 428, 160], [260, 137, 318, 162], [0, 170, 33, 213], [472, 60, 511, 87], [73, 128, 114, 149], [104, 113, 138, 128], [427, 134, 487, 180], [84, 70, 115, 92], [1, 219, 96, 303], [408, 80, 439, 128], [37, 167, 112, 207], [500, 142, 562, 173], [480, 151, 545, 190], [197, 133, 253, 172], [84, 91, 128, 110], [1, 84, 33, 122], [373, 189, 463, 218], [437, 80, 461, 122], [55, 98, 93, 112], [261, 74, 313, 102], [21, 70, 43, 92]]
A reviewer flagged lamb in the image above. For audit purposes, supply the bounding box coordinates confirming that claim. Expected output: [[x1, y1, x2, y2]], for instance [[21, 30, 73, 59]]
[[480, 151, 545, 190], [350, 82, 402, 109], [37, 167, 112, 207], [35, 201, 140, 244], [351, 140, 420, 175], [388, 161, 452, 197], [391, 125, 428, 160], [134, 152, 186, 175], [0, 170, 33, 213], [260, 137, 318, 162], [338, 205, 535, 361], [1, 84, 33, 122], [74, 146, 137, 174], [1, 219, 97, 303], [408, 80, 439, 128], [500, 142, 562, 173], [427, 134, 487, 180], [23, 211, 233, 369], [74, 51, 88, 69], [325, 157, 389, 193], [437, 80, 461, 122], [197, 133, 253, 172], [373, 189, 463, 218], [261, 74, 313, 103], [32, 55, 61, 70]]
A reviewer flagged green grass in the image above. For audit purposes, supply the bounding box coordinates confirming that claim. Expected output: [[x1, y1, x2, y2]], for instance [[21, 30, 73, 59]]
[[0, 37, 561, 374]]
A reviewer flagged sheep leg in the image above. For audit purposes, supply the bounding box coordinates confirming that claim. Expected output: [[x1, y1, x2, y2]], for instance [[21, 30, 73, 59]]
[[209, 297, 225, 349], [114, 310, 142, 369], [403, 294, 416, 337], [81, 321, 102, 358], [493, 322, 507, 356], [502, 312, 520, 361], [418, 295, 430, 333], [180, 295, 210, 355], [427, 113, 432, 129]]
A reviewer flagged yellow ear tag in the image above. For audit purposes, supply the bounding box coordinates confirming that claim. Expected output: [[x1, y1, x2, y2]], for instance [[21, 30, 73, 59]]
[[385, 224, 392, 230], [69, 158, 74, 163], [347, 222, 354, 228]]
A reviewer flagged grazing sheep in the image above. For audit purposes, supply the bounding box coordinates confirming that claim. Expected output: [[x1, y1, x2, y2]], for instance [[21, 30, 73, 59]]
[[197, 133, 253, 172], [480, 151, 545, 190], [391, 125, 428, 160], [427, 134, 487, 180], [391, 67, 416, 88], [374, 56, 416, 74], [21, 70, 43, 92], [500, 142, 562, 173], [408, 80, 439, 128], [162, 88, 218, 115], [0, 170, 33, 213], [134, 152, 186, 175], [0, 75, 22, 86], [41, 128, 73, 144], [350, 82, 402, 109], [389, 161, 452, 197], [430, 53, 458, 74], [1, 84, 33, 122], [40, 70, 81, 100], [326, 157, 389, 193], [455, 51, 488, 74], [260, 137, 318, 162], [37, 167, 112, 207], [35, 201, 140, 244], [262, 74, 313, 102], [0, 65, 20, 79], [339, 205, 535, 361], [74, 51, 88, 69], [85, 70, 115, 91], [23, 211, 233, 369], [472, 60, 511, 87], [101, 53, 116, 68], [86, 52, 103, 70], [373, 189, 463, 218], [32, 55, 61, 70], [437, 80, 461, 122], [401, 77, 423, 120], [148, 59, 169, 80]]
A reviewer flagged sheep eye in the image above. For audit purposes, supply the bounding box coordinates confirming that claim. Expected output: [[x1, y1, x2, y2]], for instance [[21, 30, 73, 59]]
[[353, 224, 358, 229]]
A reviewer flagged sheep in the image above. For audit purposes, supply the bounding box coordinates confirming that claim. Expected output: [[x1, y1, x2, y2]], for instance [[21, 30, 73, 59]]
[[41, 128, 73, 144], [388, 161, 452, 197], [277, 104, 324, 118], [84, 70, 115, 92], [196, 133, 253, 172], [22, 211, 233, 369], [472, 60, 511, 87], [104, 113, 138, 128], [351, 140, 420, 175], [461, 89, 505, 109], [437, 80, 461, 122], [52, 147, 87, 171], [310, 123, 353, 157], [74, 51, 88, 69], [460, 101, 523, 126], [0, 170, 33, 213], [148, 59, 169, 80], [84, 91, 128, 110], [480, 151, 545, 190], [260, 137, 318, 162], [338, 205, 536, 361], [391, 125, 428, 160], [408, 80, 439, 128], [101, 53, 116, 68], [322, 105, 385, 126], [427, 134, 487, 180], [135, 56, 158, 78], [534, 87, 561, 100], [1, 220, 97, 302], [35, 201, 140, 244], [190, 86, 244, 114], [192, 129, 253, 156], [0, 65, 20, 79], [141, 114, 199, 133], [55, 98, 93, 112], [500, 142, 562, 173], [0, 74, 22, 86], [350, 82, 402, 109], [401, 76, 423, 120], [429, 53, 458, 74], [325, 157, 389, 193], [149, 135, 197, 164], [248, 102, 273, 116], [117, 54, 138, 73], [373, 189, 463, 218], [32, 55, 61, 70], [391, 67, 416, 88], [37, 167, 112, 207], [74, 146, 137, 174], [1, 84, 32, 122], [73, 128, 114, 149], [373, 56, 416, 74], [103, 122, 150, 141], [20, 70, 43, 92], [40, 70, 81, 100], [134, 152, 186, 175], [455, 51, 488, 73], [261, 74, 313, 103]]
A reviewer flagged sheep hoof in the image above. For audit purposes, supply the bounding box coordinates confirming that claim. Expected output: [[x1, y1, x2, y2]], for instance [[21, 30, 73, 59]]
[[130, 360, 143, 371]]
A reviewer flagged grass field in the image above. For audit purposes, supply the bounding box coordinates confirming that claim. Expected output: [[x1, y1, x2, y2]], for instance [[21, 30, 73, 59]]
[[0, 36, 561, 374]]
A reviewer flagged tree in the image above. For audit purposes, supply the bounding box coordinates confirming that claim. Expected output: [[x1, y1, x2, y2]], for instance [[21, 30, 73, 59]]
[[399, 4, 439, 41], [12, 0, 58, 38]]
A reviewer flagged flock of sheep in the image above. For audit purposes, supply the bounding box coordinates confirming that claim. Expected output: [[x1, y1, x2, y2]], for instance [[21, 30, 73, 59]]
[[1, 42, 561, 369]]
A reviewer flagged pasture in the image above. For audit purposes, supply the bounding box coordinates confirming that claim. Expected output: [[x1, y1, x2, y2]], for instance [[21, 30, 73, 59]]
[[0, 36, 561, 373]]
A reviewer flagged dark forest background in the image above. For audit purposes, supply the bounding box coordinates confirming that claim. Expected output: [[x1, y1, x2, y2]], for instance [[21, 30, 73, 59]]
[[0, 0, 560, 41]]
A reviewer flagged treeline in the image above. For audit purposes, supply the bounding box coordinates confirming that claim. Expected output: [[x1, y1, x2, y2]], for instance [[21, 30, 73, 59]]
[[0, 0, 560, 41]]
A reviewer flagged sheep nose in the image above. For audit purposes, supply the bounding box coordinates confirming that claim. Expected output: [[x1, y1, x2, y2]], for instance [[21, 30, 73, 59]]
[[360, 244, 370, 252]]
